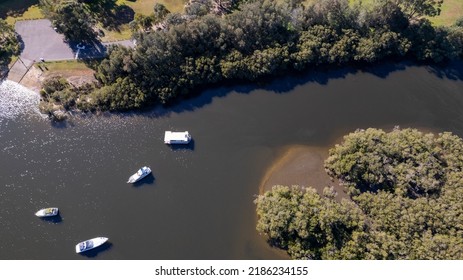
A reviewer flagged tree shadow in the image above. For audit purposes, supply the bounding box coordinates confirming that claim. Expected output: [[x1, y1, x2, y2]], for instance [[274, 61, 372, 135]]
[[143, 59, 463, 119], [78, 242, 113, 258], [0, 65, 8, 81], [357, 60, 410, 79], [86, 0, 135, 31], [63, 59, 463, 123], [115, 5, 135, 25], [151, 65, 358, 118], [70, 41, 108, 60], [425, 60, 463, 81], [0, 34, 25, 80], [72, 63, 381, 121], [50, 117, 76, 129], [16, 34, 25, 54], [0, 0, 39, 19]]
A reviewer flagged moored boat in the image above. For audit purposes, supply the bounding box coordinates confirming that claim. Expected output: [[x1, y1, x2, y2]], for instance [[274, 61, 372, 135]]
[[75, 237, 108, 253], [35, 207, 59, 217], [164, 131, 191, 144], [127, 166, 151, 183]]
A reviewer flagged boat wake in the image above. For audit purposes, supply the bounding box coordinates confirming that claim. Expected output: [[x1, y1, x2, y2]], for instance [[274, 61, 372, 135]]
[[0, 80, 43, 120]]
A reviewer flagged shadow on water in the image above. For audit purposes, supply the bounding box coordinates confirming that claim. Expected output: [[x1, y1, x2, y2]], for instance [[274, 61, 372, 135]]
[[154, 60, 463, 117], [357, 61, 409, 79], [50, 118, 76, 129], [39, 215, 63, 224], [132, 173, 156, 187], [425, 60, 463, 81], [63, 60, 463, 122], [79, 242, 112, 258], [155, 65, 362, 116], [168, 139, 195, 151]]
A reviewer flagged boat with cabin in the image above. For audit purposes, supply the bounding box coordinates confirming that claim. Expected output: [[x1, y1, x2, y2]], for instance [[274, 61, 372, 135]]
[[75, 237, 108, 253], [35, 207, 59, 217], [164, 131, 191, 144], [127, 166, 152, 183]]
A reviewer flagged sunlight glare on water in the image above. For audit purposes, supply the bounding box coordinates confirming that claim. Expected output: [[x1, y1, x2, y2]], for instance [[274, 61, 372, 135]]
[[0, 80, 42, 121]]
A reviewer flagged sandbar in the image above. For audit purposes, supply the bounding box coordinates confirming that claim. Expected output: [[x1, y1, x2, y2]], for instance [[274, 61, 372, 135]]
[[259, 145, 348, 201]]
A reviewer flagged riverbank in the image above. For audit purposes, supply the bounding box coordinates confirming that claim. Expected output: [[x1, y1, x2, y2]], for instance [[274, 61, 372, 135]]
[[259, 145, 349, 202]]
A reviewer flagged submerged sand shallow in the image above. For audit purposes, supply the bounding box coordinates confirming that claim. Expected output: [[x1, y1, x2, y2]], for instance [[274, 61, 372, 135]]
[[259, 145, 348, 201]]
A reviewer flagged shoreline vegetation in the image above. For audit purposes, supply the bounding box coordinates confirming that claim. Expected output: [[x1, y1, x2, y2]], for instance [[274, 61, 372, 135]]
[[1, 0, 461, 120], [0, 19, 20, 79], [255, 128, 463, 259]]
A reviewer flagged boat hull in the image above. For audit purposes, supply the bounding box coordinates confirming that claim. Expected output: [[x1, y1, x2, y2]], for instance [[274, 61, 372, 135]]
[[75, 237, 108, 253], [127, 166, 151, 183], [35, 207, 59, 217]]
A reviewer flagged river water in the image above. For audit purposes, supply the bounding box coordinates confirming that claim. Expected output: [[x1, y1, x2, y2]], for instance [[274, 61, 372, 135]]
[[1, 62, 463, 259]]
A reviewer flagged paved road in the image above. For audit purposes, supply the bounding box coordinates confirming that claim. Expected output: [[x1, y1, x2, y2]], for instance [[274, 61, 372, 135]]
[[15, 19, 134, 62], [8, 19, 135, 83]]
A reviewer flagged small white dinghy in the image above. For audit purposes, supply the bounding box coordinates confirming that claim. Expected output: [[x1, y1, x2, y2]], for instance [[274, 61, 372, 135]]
[[127, 166, 151, 183], [35, 207, 59, 217], [75, 237, 108, 253]]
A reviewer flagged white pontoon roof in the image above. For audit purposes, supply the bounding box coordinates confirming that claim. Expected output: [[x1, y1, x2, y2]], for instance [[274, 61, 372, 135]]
[[164, 131, 190, 142]]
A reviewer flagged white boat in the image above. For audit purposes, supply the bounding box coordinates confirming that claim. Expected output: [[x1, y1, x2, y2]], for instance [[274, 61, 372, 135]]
[[35, 207, 59, 217], [75, 237, 108, 253], [164, 131, 191, 144], [127, 166, 151, 183]]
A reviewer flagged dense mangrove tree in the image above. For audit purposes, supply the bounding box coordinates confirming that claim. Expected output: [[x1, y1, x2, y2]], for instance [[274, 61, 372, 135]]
[[255, 128, 463, 259]]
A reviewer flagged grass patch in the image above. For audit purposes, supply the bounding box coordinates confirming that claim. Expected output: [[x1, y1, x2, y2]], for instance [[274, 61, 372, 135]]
[[40, 60, 93, 72], [99, 24, 133, 42], [8, 55, 19, 68], [0, 0, 39, 18], [1, 0, 44, 25], [117, 0, 186, 15], [99, 0, 187, 41], [430, 0, 463, 26], [38, 60, 97, 86], [5, 5, 43, 25], [350, 0, 462, 27]]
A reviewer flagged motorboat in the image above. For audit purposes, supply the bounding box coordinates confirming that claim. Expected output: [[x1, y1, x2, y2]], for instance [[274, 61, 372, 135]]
[[127, 166, 151, 183], [35, 207, 59, 217], [164, 131, 191, 144], [75, 237, 108, 253]]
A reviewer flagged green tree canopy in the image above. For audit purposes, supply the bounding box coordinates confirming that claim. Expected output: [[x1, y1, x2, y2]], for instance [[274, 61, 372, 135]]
[[325, 128, 463, 198], [256, 128, 463, 259], [388, 0, 444, 19], [0, 19, 19, 77], [40, 0, 97, 42]]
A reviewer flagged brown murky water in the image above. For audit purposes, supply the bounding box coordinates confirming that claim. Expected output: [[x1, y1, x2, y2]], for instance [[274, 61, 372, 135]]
[[1, 61, 462, 259]]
